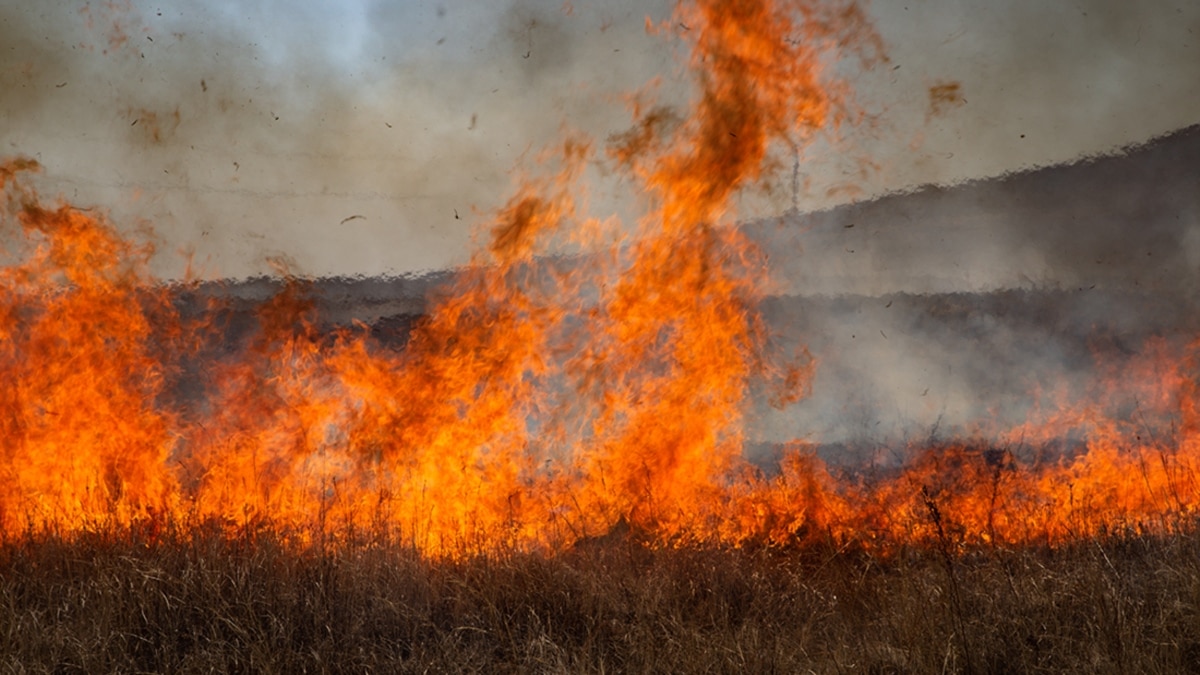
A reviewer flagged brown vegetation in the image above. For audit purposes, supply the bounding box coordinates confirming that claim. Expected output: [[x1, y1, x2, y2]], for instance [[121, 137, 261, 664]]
[[4, 521, 1200, 673]]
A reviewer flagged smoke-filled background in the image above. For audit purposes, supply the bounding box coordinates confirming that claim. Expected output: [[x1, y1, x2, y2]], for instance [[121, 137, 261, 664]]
[[750, 126, 1200, 453], [3, 0, 1200, 451], [3, 0, 1197, 278]]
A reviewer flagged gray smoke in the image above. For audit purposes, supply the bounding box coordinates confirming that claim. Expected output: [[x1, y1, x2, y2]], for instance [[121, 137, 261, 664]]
[[748, 126, 1200, 454], [5, 1, 1198, 280], [831, 0, 1200, 202], [1, 0, 677, 280]]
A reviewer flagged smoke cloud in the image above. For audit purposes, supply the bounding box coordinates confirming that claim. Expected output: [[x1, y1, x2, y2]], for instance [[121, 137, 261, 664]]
[[1, 0, 679, 279], [749, 126, 1200, 451], [4, 0, 1198, 280]]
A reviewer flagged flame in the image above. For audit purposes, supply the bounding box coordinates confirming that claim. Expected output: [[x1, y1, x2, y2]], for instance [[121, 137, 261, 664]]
[[3, 1, 1197, 557], [0, 160, 177, 531]]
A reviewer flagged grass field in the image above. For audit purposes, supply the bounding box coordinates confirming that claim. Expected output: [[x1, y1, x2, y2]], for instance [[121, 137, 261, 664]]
[[4, 519, 1200, 674]]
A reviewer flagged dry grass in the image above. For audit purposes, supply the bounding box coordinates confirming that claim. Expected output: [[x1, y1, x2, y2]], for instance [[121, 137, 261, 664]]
[[3, 521, 1200, 673]]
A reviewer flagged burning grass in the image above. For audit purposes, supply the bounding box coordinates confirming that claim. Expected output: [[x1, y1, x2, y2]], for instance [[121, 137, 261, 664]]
[[0, 0, 892, 556], [4, 0, 1200, 668]]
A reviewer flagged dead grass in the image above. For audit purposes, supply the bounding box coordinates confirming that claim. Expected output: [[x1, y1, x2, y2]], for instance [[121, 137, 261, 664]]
[[3, 521, 1200, 673]]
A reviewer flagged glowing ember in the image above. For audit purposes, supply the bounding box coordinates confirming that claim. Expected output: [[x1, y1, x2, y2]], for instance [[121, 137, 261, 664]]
[[2, 0, 1197, 557]]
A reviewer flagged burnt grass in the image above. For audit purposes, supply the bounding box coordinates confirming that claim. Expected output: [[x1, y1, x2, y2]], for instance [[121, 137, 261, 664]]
[[4, 521, 1200, 674]]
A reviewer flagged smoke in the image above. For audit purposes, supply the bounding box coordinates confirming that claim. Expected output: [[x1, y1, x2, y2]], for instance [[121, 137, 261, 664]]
[[4, 0, 1197, 280], [837, 0, 1200, 201], [758, 126, 1200, 296], [1, 0, 680, 280], [751, 288, 1197, 453], [748, 126, 1200, 451], [737, 0, 1200, 453]]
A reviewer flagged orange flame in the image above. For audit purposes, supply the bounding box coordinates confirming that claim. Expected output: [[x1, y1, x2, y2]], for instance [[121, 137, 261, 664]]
[[0, 161, 177, 532], [3, 1, 1197, 557]]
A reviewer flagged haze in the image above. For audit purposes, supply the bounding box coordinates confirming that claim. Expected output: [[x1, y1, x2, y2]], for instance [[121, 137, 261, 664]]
[[2, 0, 1197, 281]]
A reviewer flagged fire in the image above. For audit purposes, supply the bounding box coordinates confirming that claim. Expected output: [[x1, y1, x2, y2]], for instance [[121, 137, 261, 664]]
[[0, 161, 178, 531], [2, 0, 1197, 557]]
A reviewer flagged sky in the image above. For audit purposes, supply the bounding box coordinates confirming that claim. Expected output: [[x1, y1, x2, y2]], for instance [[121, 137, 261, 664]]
[[2, 0, 1198, 281]]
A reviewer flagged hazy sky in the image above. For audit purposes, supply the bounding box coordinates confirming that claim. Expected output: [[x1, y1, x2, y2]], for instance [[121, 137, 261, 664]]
[[3, 0, 1198, 280]]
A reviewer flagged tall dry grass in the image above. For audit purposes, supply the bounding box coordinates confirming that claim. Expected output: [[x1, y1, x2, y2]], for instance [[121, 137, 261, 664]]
[[3, 515, 1200, 673]]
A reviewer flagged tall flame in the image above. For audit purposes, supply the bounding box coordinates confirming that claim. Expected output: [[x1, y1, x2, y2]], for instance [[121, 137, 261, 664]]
[[3, 1, 1197, 557], [0, 160, 178, 531]]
